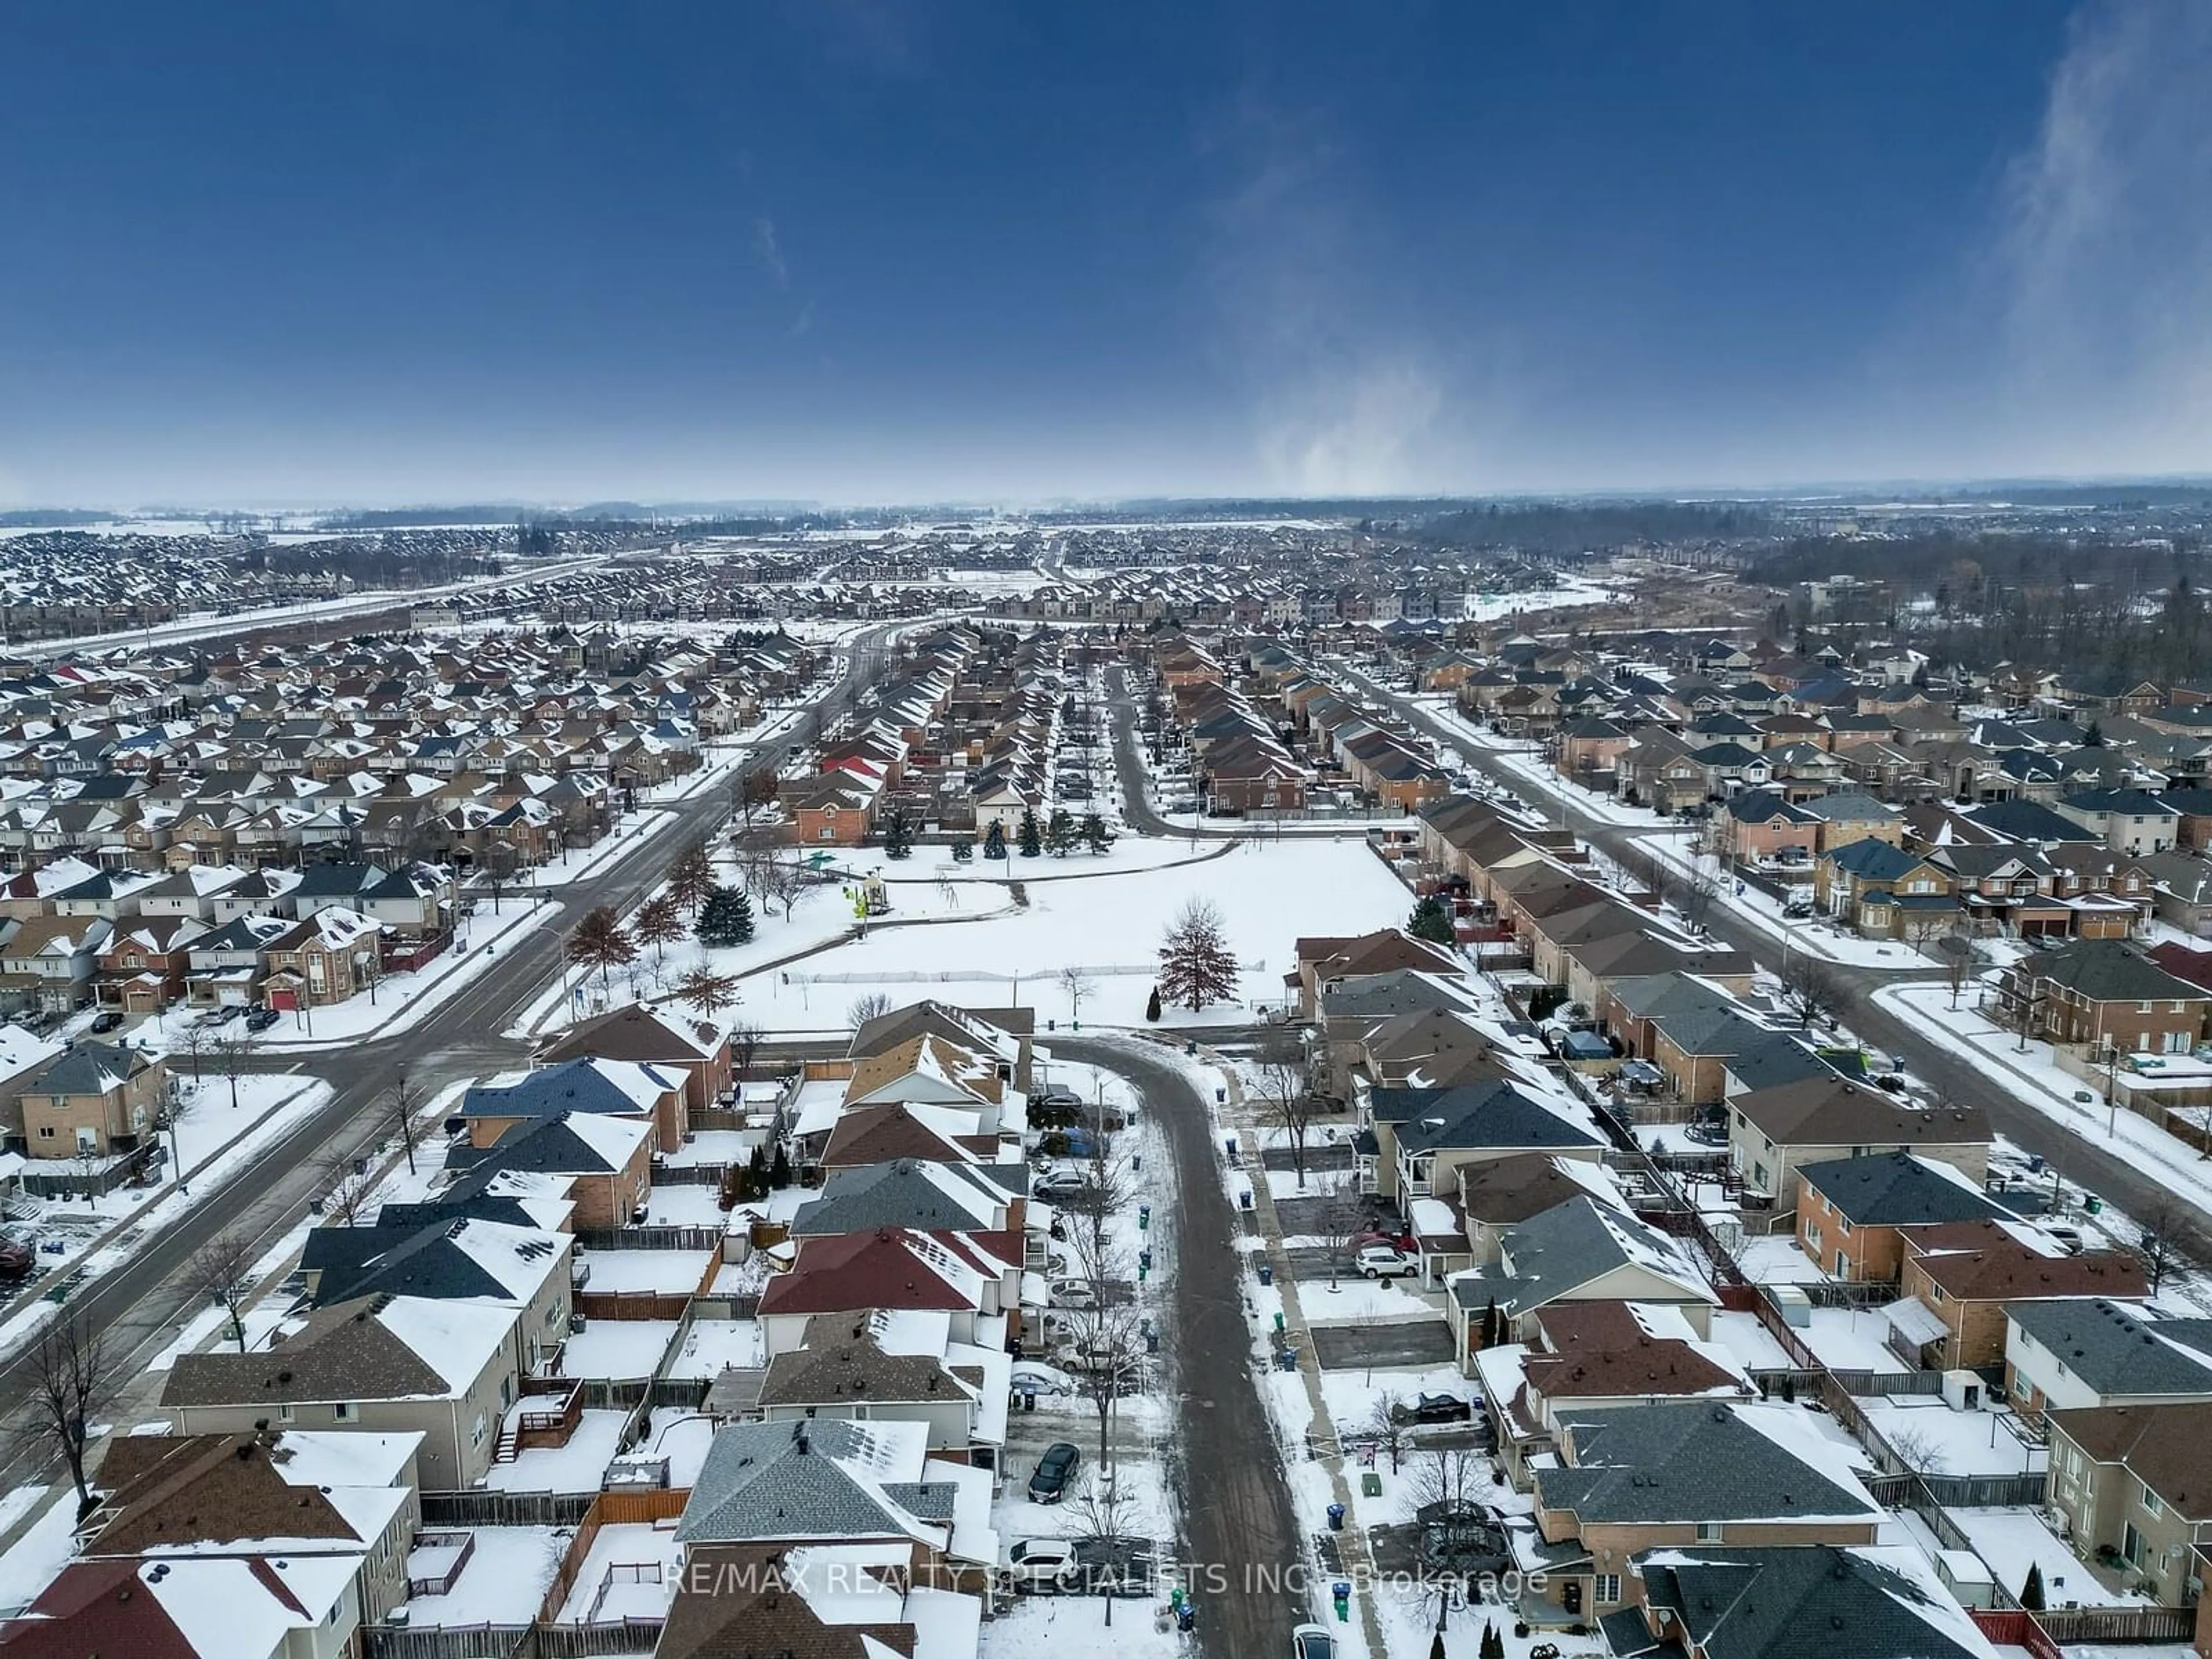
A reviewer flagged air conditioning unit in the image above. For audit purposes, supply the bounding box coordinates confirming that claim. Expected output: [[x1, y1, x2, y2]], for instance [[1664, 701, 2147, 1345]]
[[569, 1313, 588, 1334]]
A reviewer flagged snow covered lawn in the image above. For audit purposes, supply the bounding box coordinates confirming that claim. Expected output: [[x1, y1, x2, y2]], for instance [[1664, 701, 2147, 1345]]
[[400, 1525, 565, 1626], [0, 1488, 75, 1616], [1949, 1508, 2145, 1609], [1794, 1305, 1918, 1375], [561, 1319, 680, 1380], [1857, 1397, 2045, 1478], [664, 1318, 767, 1380], [1298, 1279, 1442, 1323], [484, 1407, 628, 1493], [760, 837, 1412, 1028], [577, 1248, 714, 1294], [637, 1184, 733, 1227], [552, 1520, 683, 1623]]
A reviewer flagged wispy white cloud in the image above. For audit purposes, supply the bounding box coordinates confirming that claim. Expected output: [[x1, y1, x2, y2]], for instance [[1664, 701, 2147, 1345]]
[[754, 216, 790, 289], [789, 298, 816, 339], [1200, 93, 1510, 495], [1984, 0, 2212, 472]]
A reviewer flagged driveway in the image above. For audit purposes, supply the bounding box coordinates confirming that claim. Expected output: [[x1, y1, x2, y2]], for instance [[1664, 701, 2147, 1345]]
[[1311, 1321, 1460, 1369]]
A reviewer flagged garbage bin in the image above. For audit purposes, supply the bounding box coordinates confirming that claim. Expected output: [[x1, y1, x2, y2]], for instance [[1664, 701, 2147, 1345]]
[[1327, 1503, 1345, 1532], [1215, 1087, 1225, 1105], [1239, 1190, 1253, 1211], [1332, 1581, 1351, 1622], [1273, 1311, 1285, 1335], [1257, 1262, 1274, 1286], [1139, 1204, 1152, 1230], [1225, 1135, 1239, 1160], [2085, 1194, 2103, 1215]]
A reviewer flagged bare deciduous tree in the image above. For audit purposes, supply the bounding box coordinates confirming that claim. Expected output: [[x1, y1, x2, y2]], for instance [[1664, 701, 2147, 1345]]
[[211, 1028, 256, 1112], [1888, 1426, 1948, 1476], [675, 963, 740, 1024], [2136, 1195, 2208, 1296], [745, 853, 815, 922], [20, 1312, 120, 1517], [191, 1228, 259, 1352], [1249, 1033, 1322, 1188], [1062, 1467, 1143, 1622], [1056, 965, 1096, 1027], [316, 1152, 378, 1226], [847, 992, 893, 1031], [1366, 1391, 1412, 1475], [1777, 957, 1842, 1031], [728, 1020, 765, 1081]]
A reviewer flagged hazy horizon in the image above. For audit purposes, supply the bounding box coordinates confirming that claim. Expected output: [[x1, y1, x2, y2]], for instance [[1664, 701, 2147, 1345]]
[[7, 1, 2212, 509]]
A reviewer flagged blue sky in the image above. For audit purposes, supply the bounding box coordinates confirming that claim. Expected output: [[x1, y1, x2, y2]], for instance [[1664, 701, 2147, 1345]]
[[3, 1, 2207, 507]]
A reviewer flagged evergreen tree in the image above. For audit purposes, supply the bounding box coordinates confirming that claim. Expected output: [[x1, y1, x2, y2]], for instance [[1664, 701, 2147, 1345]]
[[882, 807, 913, 859], [1480, 1622, 1505, 1659], [1045, 809, 1077, 857], [1428, 1634, 1446, 1659], [1017, 805, 1042, 858], [952, 838, 974, 862], [768, 1143, 793, 1190], [1408, 894, 1456, 945], [1080, 812, 1115, 854], [696, 883, 756, 947], [2020, 1562, 2045, 1611], [740, 1143, 770, 1202], [1157, 897, 1240, 1012], [1146, 985, 1162, 1021], [983, 821, 1007, 860], [2084, 720, 2104, 747]]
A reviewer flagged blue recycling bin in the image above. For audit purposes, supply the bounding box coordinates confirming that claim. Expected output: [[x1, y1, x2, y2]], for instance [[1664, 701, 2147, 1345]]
[[1327, 1503, 1345, 1532], [1239, 1190, 1253, 1211], [1225, 1135, 1239, 1160], [1257, 1262, 1274, 1286]]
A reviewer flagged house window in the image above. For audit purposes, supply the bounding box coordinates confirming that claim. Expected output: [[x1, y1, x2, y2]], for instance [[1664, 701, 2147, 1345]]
[[1836, 1217, 1851, 1236], [1836, 1250, 1849, 1278], [36, 1125, 53, 1139], [1929, 1283, 1945, 1302], [1594, 1574, 1622, 1605], [278, 1403, 295, 1423], [1696, 1522, 1724, 1543], [2124, 1522, 2146, 1567], [2142, 1480, 2164, 1517], [333, 1402, 356, 1422], [2139, 1001, 2154, 1014]]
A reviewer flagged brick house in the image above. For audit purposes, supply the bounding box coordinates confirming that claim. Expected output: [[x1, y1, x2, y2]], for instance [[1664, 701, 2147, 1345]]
[[7, 1039, 169, 1160], [2046, 1401, 2212, 1606], [1996, 938, 2212, 1054], [1793, 1154, 2008, 1282], [261, 906, 385, 1010], [1529, 1400, 1883, 1620], [1895, 1221, 2149, 1370], [94, 914, 208, 1013]]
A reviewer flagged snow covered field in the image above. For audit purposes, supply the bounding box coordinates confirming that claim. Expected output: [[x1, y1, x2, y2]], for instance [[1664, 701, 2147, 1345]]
[[759, 836, 1410, 1029]]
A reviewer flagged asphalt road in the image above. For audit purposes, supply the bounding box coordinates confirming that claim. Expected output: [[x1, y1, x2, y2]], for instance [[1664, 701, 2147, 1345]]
[[1335, 661, 2212, 1247], [1055, 1034, 1303, 1659], [0, 623, 902, 1500]]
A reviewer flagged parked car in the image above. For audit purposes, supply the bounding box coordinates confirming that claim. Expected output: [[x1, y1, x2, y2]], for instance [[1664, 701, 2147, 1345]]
[[1003, 1537, 1079, 1592], [1028, 1442, 1081, 1503], [88, 1010, 123, 1034], [1357, 1245, 1419, 1279], [1032, 1168, 1090, 1199], [1009, 1361, 1075, 1396], [1291, 1623, 1336, 1659], [243, 1006, 281, 1032], [196, 1005, 243, 1028], [1409, 1392, 1473, 1424], [1350, 1225, 1416, 1252]]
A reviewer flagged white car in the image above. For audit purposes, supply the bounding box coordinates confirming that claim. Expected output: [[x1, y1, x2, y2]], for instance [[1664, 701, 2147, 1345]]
[[1357, 1245, 1418, 1279], [1050, 1276, 1100, 1308], [1291, 1623, 1336, 1659], [1004, 1537, 1078, 1592]]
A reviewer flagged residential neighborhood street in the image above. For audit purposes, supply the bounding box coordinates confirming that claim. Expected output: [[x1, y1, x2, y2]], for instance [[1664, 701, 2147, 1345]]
[[1342, 664, 2212, 1249], [0, 623, 899, 1498], [1056, 1034, 1303, 1659]]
